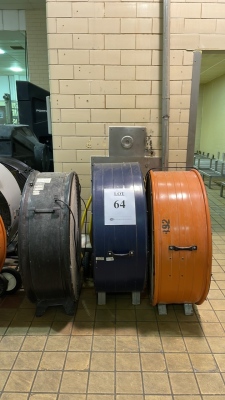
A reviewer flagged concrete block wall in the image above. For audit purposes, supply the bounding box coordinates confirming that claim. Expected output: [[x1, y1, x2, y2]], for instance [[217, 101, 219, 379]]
[[46, 0, 225, 198], [26, 9, 49, 91]]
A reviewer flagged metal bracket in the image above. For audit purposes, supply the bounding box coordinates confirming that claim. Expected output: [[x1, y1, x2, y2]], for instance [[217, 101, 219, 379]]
[[184, 303, 193, 316], [98, 292, 106, 305], [158, 304, 167, 315]]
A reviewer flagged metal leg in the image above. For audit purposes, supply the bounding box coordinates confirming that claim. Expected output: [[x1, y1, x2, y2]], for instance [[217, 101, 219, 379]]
[[158, 304, 167, 315], [98, 292, 106, 305], [208, 176, 212, 189], [184, 303, 193, 316], [132, 291, 140, 305]]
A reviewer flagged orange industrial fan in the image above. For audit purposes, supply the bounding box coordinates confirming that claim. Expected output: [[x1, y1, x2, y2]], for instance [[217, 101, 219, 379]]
[[147, 169, 212, 306]]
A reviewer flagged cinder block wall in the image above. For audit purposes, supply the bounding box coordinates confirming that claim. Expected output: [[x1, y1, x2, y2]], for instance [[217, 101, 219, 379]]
[[26, 9, 49, 91], [46, 0, 225, 199]]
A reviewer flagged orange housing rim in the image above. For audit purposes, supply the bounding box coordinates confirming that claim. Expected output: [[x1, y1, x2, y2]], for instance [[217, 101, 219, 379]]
[[0, 216, 7, 271], [149, 169, 212, 306]]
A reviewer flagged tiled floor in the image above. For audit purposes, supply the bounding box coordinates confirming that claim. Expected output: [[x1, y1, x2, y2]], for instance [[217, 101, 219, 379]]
[[0, 184, 225, 399]]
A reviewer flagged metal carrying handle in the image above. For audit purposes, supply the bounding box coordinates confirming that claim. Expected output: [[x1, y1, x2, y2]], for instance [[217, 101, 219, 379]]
[[28, 207, 61, 214], [107, 250, 134, 257], [169, 245, 197, 251]]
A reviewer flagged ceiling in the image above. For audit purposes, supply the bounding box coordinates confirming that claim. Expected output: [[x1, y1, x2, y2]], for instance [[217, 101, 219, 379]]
[[0, 31, 27, 76], [0, 3, 225, 82], [0, 0, 45, 10], [200, 51, 225, 84]]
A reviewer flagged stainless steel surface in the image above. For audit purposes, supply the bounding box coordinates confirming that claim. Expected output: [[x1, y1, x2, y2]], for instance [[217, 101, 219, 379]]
[[158, 304, 167, 315], [186, 51, 202, 169], [91, 156, 162, 177], [109, 126, 146, 157], [184, 303, 193, 316], [132, 291, 140, 305], [98, 292, 106, 305], [162, 0, 170, 171]]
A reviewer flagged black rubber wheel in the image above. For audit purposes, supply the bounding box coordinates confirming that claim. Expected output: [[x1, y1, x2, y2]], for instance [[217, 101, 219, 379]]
[[1, 267, 22, 295], [0, 274, 8, 297]]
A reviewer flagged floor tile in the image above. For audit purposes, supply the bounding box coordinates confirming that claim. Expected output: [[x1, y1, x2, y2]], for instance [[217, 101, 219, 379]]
[[169, 372, 199, 395], [94, 321, 116, 335], [0, 370, 10, 391], [0, 393, 28, 400], [179, 322, 204, 337], [196, 309, 219, 322], [93, 336, 115, 351], [60, 371, 88, 393], [75, 309, 95, 322], [158, 322, 182, 336], [87, 396, 114, 400], [116, 352, 140, 371], [0, 336, 24, 351], [21, 336, 47, 351], [0, 352, 18, 369], [29, 395, 57, 400], [5, 322, 29, 336], [116, 371, 143, 394], [214, 353, 225, 372], [58, 395, 86, 400], [88, 371, 115, 393], [142, 372, 171, 395], [207, 336, 225, 353], [136, 309, 156, 321], [91, 352, 115, 371], [165, 353, 192, 372], [139, 336, 162, 352], [45, 336, 70, 351], [195, 372, 225, 394], [69, 335, 92, 351], [137, 321, 159, 336], [184, 337, 211, 353], [116, 309, 136, 321], [140, 353, 166, 372], [65, 351, 90, 371], [13, 351, 42, 370], [116, 321, 137, 335], [27, 321, 51, 335], [201, 322, 225, 336], [50, 321, 73, 335], [161, 336, 186, 352], [4, 370, 35, 392], [72, 321, 94, 335], [39, 351, 66, 370], [116, 336, 138, 352], [190, 353, 219, 372], [96, 309, 116, 321], [32, 371, 62, 392]]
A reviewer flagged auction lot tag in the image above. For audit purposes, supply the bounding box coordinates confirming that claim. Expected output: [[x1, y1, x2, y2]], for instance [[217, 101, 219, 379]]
[[104, 188, 136, 225]]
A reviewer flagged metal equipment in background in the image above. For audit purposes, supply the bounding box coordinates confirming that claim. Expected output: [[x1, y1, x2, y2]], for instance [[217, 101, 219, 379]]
[[0, 124, 51, 172], [18, 170, 81, 316], [92, 126, 161, 175], [16, 81, 53, 171], [92, 162, 148, 305], [146, 169, 212, 315]]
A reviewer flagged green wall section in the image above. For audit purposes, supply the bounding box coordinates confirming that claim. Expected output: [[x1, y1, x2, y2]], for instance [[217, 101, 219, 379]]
[[199, 74, 225, 158]]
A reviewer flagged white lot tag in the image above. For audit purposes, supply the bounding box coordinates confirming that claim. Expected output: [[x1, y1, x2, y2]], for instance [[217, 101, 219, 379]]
[[104, 188, 136, 225]]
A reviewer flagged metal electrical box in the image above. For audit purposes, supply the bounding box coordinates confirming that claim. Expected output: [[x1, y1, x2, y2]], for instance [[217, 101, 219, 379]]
[[109, 126, 146, 157]]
